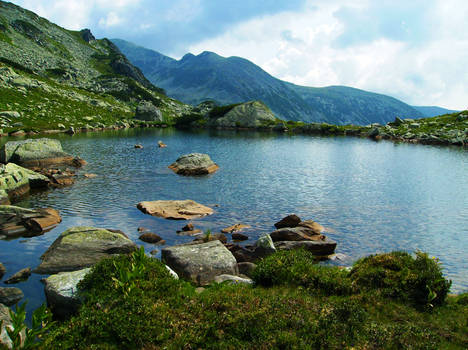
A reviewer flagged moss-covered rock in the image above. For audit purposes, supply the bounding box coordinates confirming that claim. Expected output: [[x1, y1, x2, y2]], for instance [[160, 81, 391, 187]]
[[168, 153, 219, 175], [209, 101, 276, 128], [0, 163, 49, 203]]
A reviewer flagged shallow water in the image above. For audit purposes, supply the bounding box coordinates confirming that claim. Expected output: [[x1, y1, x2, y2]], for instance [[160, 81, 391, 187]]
[[1, 128, 467, 316]]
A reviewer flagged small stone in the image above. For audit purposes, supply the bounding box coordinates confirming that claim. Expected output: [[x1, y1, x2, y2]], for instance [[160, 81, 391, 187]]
[[274, 214, 301, 229], [4, 267, 31, 284], [83, 173, 97, 178], [150, 249, 159, 255], [221, 223, 251, 234], [158, 140, 167, 148], [137, 227, 148, 232], [139, 232, 163, 244], [232, 233, 248, 241], [134, 144, 143, 149], [182, 223, 194, 231]]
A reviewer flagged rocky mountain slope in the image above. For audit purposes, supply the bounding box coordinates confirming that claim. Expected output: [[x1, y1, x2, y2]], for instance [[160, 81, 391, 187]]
[[113, 39, 425, 125], [0, 1, 191, 133], [412, 106, 459, 118]]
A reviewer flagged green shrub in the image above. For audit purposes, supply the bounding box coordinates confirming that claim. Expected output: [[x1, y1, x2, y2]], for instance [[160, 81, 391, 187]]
[[208, 103, 241, 119], [252, 249, 354, 295], [174, 112, 204, 129], [350, 251, 452, 306]]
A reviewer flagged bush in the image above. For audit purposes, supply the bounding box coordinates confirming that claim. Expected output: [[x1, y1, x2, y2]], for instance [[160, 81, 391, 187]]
[[174, 112, 204, 129], [350, 251, 452, 306], [252, 249, 354, 295]]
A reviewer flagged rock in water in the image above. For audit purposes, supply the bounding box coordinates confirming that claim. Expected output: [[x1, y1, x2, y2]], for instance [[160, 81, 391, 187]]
[[0, 138, 83, 168], [0, 163, 49, 203], [44, 268, 90, 319], [4, 267, 31, 284], [298, 220, 324, 235], [162, 240, 238, 286], [34, 226, 137, 274], [269, 227, 323, 242], [0, 287, 23, 306], [274, 214, 301, 229], [139, 232, 163, 243], [274, 239, 337, 256], [168, 153, 219, 175], [135, 101, 163, 121], [0, 263, 5, 279], [221, 223, 251, 233], [137, 200, 213, 220]]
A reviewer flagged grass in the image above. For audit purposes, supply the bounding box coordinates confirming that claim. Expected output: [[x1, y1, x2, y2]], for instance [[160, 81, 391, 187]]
[[37, 249, 468, 349]]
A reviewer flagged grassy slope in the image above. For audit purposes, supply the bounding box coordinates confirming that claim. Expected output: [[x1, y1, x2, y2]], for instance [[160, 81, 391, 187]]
[[39, 249, 467, 349]]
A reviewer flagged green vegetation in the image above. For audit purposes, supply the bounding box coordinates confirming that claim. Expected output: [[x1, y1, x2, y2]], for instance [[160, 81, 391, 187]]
[[38, 249, 467, 349], [208, 103, 242, 119]]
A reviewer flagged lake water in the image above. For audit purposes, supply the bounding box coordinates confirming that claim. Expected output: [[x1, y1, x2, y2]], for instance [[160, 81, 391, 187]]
[[1, 128, 467, 316]]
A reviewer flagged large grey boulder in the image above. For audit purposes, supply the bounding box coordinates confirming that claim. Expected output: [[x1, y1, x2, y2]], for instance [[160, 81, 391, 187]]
[[34, 226, 137, 274], [0, 287, 23, 306], [210, 101, 276, 128], [162, 240, 238, 286], [44, 268, 90, 319], [168, 153, 219, 175], [0, 163, 49, 204], [274, 238, 337, 256], [135, 101, 163, 121]]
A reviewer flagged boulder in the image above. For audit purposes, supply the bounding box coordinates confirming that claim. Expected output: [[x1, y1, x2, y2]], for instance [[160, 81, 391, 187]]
[[221, 223, 251, 234], [227, 236, 275, 263], [232, 233, 248, 241], [137, 199, 213, 220], [192, 233, 227, 244], [274, 238, 337, 256], [139, 232, 163, 244], [168, 153, 219, 175], [269, 227, 323, 242], [44, 268, 90, 319], [134, 144, 143, 149], [237, 262, 256, 278], [0, 138, 84, 168], [210, 101, 276, 128], [274, 214, 301, 229], [135, 101, 163, 122], [165, 265, 178, 279], [0, 263, 4, 279], [0, 205, 61, 239], [34, 226, 137, 274], [0, 163, 49, 203], [161, 240, 238, 286], [0, 287, 23, 306], [0, 111, 20, 119], [0, 303, 14, 349], [298, 220, 324, 235], [214, 274, 253, 285], [3, 268, 31, 284]]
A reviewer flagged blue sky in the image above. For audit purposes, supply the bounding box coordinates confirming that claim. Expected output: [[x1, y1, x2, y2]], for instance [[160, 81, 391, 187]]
[[11, 0, 468, 109]]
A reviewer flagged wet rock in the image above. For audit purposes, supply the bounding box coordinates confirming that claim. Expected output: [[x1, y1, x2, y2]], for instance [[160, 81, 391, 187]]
[[177, 229, 202, 236], [83, 173, 97, 178], [237, 262, 256, 278], [193, 233, 227, 244], [157, 140, 167, 148], [0, 264, 4, 279], [0, 163, 49, 203], [34, 226, 137, 274], [269, 227, 323, 242], [0, 138, 84, 168], [139, 232, 163, 244], [274, 238, 337, 256], [214, 274, 253, 285], [298, 220, 324, 235], [168, 153, 219, 175], [134, 144, 143, 149], [0, 287, 23, 306], [274, 214, 301, 229], [162, 240, 238, 286], [137, 199, 213, 220], [182, 223, 194, 231], [232, 233, 248, 241], [221, 223, 251, 234], [0, 205, 61, 239], [44, 268, 90, 319], [135, 101, 163, 121], [4, 268, 31, 284]]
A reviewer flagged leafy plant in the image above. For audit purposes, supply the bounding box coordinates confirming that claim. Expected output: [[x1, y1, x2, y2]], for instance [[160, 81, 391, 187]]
[[111, 246, 146, 297]]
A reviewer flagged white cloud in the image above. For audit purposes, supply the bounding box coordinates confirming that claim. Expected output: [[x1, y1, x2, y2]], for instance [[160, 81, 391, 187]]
[[98, 11, 124, 28], [188, 0, 467, 110]]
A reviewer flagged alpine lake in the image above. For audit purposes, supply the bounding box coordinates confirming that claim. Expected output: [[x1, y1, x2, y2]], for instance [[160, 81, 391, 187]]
[[1, 128, 467, 316]]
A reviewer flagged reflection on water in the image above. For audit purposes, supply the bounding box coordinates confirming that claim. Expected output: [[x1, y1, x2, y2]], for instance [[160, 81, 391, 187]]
[[0, 128, 467, 316]]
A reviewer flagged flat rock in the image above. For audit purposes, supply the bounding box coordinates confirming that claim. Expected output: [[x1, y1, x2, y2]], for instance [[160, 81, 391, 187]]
[[4, 267, 31, 284], [298, 220, 324, 234], [192, 233, 227, 244], [274, 214, 301, 229], [34, 226, 137, 274], [269, 227, 323, 242], [44, 268, 90, 319], [232, 233, 249, 241], [137, 200, 213, 220], [0, 163, 49, 203], [274, 238, 337, 256], [0, 287, 23, 306], [168, 153, 219, 175], [221, 223, 251, 234], [214, 274, 253, 285], [162, 240, 238, 286]]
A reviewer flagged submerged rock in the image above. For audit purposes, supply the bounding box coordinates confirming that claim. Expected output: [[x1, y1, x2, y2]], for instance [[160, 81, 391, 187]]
[[44, 268, 90, 319], [168, 153, 219, 175], [3, 267, 31, 284], [137, 199, 213, 220], [34, 226, 137, 274], [0, 287, 23, 306], [162, 240, 238, 286]]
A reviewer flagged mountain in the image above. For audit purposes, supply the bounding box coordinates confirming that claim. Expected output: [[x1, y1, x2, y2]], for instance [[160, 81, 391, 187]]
[[0, 1, 190, 133], [412, 106, 459, 118], [113, 39, 425, 125]]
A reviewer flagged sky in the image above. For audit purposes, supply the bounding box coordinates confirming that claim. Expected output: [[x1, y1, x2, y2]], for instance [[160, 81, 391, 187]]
[[11, 0, 468, 110]]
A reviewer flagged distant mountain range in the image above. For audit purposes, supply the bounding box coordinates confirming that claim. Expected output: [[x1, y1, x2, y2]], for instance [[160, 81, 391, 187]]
[[113, 39, 436, 125], [411, 106, 459, 118]]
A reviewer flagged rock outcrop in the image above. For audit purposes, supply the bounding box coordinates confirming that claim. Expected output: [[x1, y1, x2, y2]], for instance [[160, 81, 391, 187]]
[[162, 240, 238, 286], [34, 226, 137, 274], [168, 153, 219, 175], [209, 101, 276, 128], [135, 101, 163, 121], [0, 164, 49, 204], [44, 268, 90, 319], [0, 205, 61, 239], [137, 200, 213, 220]]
